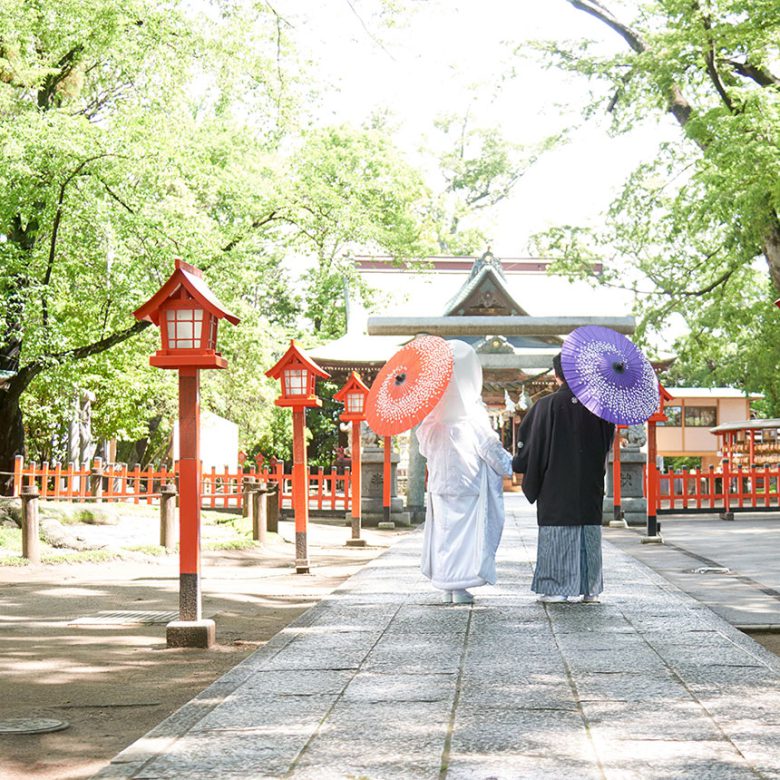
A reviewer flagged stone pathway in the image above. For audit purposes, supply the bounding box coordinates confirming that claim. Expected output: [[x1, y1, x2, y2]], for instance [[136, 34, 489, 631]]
[[95, 495, 780, 779]]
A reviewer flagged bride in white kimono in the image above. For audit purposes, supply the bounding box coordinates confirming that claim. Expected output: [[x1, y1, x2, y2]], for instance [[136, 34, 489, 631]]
[[417, 340, 512, 604]]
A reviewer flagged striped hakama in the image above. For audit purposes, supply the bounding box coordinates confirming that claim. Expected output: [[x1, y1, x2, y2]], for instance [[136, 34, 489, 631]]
[[531, 525, 603, 597]]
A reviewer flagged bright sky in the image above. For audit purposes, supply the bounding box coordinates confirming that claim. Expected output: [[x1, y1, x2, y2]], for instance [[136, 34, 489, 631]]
[[273, 0, 682, 344]]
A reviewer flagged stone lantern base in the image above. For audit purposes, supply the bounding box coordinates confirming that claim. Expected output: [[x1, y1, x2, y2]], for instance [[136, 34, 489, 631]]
[[603, 448, 647, 527], [360, 446, 411, 528]]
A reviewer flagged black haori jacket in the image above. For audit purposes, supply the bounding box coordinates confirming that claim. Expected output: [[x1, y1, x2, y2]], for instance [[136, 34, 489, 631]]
[[512, 383, 615, 526]]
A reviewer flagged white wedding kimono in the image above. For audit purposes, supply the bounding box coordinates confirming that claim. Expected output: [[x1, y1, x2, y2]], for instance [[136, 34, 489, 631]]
[[418, 340, 512, 591]]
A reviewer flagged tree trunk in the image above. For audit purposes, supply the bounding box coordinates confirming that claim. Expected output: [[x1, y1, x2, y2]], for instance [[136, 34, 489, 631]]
[[0, 378, 28, 495], [764, 220, 780, 296], [0, 319, 151, 495]]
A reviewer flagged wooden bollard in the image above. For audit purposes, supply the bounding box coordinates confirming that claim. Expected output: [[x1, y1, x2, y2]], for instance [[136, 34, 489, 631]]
[[266, 486, 279, 533], [89, 457, 104, 501], [252, 485, 268, 545], [21, 485, 40, 563], [160, 482, 178, 550], [242, 476, 255, 518]]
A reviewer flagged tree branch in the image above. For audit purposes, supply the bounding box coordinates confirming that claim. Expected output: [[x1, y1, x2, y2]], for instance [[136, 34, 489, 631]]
[[53, 319, 152, 362], [723, 59, 779, 88], [10, 320, 152, 398], [97, 176, 136, 214], [651, 266, 735, 298], [37, 44, 84, 109], [698, 6, 735, 112], [42, 154, 117, 333], [566, 0, 647, 53], [566, 1, 696, 134], [343, 0, 396, 61], [221, 210, 280, 252]]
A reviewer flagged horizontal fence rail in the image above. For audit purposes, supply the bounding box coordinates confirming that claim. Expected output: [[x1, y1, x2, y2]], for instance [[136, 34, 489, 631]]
[[12, 455, 351, 512]]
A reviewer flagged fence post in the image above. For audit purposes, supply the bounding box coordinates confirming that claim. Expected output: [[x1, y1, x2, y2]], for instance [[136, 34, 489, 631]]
[[765, 464, 772, 508], [90, 457, 104, 501], [13, 454, 23, 496], [720, 458, 734, 520], [708, 464, 716, 510], [21, 485, 40, 563], [253, 485, 267, 545], [160, 482, 178, 551], [750, 463, 758, 507]]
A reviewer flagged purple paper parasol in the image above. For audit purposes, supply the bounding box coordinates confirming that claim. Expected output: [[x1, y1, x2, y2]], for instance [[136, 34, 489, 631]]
[[560, 326, 659, 425]]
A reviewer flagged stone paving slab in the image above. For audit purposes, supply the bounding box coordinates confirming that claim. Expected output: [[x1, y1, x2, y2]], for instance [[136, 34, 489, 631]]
[[95, 495, 780, 779], [605, 516, 780, 629]]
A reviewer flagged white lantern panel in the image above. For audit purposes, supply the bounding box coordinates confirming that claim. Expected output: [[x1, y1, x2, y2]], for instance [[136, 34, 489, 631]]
[[283, 368, 308, 396], [346, 394, 364, 413], [166, 307, 206, 349]]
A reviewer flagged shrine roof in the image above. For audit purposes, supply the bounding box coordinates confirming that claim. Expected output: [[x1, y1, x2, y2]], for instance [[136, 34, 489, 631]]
[[442, 251, 528, 318], [711, 418, 780, 433], [665, 388, 763, 400], [308, 333, 410, 366]]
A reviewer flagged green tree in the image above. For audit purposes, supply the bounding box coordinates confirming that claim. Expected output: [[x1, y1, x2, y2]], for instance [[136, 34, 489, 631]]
[[431, 112, 557, 254], [281, 124, 436, 338], [659, 275, 780, 415], [527, 0, 779, 405], [0, 0, 301, 490]]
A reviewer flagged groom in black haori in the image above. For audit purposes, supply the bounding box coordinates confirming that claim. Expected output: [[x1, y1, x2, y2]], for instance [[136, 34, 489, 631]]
[[512, 353, 614, 603]]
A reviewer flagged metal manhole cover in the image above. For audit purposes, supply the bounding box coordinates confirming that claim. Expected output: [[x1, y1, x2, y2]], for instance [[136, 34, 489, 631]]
[[69, 610, 179, 626], [0, 718, 69, 735]]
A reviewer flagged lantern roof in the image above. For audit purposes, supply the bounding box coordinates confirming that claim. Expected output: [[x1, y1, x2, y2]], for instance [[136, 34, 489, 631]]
[[333, 371, 370, 403], [134, 258, 240, 327], [646, 381, 675, 423], [265, 339, 331, 382]]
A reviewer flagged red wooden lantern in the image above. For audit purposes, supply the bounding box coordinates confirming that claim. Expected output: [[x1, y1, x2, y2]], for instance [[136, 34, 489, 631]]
[[266, 340, 330, 572], [334, 372, 370, 547], [133, 257, 239, 648], [646, 382, 674, 424], [134, 258, 239, 370], [266, 340, 330, 408], [334, 371, 370, 423]]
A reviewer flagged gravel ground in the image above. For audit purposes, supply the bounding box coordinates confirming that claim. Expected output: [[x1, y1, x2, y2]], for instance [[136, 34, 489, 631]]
[[0, 503, 413, 780]]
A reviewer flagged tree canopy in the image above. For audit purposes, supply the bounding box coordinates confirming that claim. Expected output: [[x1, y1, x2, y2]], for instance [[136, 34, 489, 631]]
[[0, 0, 435, 487], [527, 0, 780, 408]]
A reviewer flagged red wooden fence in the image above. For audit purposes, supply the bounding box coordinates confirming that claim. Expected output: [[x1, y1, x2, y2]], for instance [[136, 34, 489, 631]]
[[12, 455, 351, 512], [653, 460, 780, 515]]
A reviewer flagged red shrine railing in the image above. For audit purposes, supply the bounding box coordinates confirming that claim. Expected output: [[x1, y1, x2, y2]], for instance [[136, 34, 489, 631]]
[[12, 455, 351, 512], [650, 460, 780, 515]]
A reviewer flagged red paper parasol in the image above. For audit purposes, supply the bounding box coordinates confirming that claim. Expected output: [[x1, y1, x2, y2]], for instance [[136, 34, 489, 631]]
[[366, 336, 454, 435]]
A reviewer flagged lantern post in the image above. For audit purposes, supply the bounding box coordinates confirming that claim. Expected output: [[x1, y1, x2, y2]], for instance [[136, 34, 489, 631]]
[[266, 340, 330, 573], [643, 382, 673, 544], [610, 426, 626, 527], [134, 258, 239, 648], [382, 437, 392, 525], [334, 372, 370, 547]]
